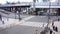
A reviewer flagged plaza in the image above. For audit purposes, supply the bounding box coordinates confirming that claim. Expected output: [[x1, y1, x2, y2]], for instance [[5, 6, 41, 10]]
[[0, 0, 60, 34]]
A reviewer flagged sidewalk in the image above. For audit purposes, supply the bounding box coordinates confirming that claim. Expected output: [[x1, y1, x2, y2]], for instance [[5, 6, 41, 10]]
[[54, 21, 60, 34], [0, 17, 19, 31], [0, 16, 34, 31], [1, 16, 60, 34], [47, 20, 60, 34]]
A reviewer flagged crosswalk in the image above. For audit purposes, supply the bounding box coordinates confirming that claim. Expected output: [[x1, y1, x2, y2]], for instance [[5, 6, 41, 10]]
[[20, 22, 48, 28], [17, 16, 48, 28], [0, 16, 48, 29]]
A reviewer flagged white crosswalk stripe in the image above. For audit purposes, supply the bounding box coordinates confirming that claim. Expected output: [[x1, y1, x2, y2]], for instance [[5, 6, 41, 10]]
[[20, 22, 48, 28], [23, 16, 35, 21]]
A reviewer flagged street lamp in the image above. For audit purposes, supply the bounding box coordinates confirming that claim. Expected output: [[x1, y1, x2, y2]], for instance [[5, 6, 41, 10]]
[[47, 0, 51, 27], [33, 0, 36, 11], [18, 8, 21, 21], [57, 0, 59, 21]]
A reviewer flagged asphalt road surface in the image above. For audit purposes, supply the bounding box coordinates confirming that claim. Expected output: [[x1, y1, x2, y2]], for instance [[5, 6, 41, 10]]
[[0, 11, 30, 19], [0, 25, 44, 34]]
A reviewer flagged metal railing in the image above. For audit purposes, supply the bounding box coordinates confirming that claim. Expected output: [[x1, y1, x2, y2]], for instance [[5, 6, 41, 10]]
[[0, 2, 60, 7], [33, 2, 60, 6]]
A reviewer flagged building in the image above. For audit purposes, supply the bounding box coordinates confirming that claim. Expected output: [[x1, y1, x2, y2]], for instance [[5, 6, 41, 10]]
[[0, 0, 60, 15], [0, 2, 30, 14], [30, 0, 60, 15]]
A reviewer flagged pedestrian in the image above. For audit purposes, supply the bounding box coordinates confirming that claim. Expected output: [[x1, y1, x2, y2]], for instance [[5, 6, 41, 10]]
[[53, 26, 56, 31], [54, 26, 58, 34], [55, 26, 58, 32], [50, 29, 53, 34], [0, 14, 2, 21], [52, 20, 54, 26], [58, 18, 59, 21], [53, 26, 58, 34]]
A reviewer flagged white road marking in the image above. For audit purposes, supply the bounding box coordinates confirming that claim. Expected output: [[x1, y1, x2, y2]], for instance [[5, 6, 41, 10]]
[[15, 16, 35, 25], [20, 22, 47, 28], [23, 16, 35, 21]]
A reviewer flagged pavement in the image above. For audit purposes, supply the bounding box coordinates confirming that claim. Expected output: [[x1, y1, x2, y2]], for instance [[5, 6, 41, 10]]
[[0, 11, 30, 19], [0, 16, 36, 31], [0, 9, 60, 34], [47, 20, 60, 34], [53, 21, 60, 34], [0, 17, 19, 31], [0, 16, 48, 34], [0, 15, 60, 34]]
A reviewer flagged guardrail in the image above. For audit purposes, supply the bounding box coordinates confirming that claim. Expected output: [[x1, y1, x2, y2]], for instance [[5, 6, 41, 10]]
[[0, 2, 60, 7], [32, 2, 60, 6]]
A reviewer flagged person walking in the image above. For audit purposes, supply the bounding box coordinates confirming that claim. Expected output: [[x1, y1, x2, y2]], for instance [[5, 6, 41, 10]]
[[53, 26, 56, 31], [50, 29, 53, 34], [53, 26, 55, 34], [0, 14, 2, 21], [58, 18, 59, 21], [55, 26, 58, 32], [0, 14, 4, 24], [53, 26, 58, 34], [54, 26, 58, 34]]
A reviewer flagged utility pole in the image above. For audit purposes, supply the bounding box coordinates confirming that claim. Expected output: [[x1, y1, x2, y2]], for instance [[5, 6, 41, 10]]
[[58, 0, 59, 5], [47, 1, 51, 27], [18, 8, 21, 21], [33, 0, 36, 11], [57, 0, 59, 21]]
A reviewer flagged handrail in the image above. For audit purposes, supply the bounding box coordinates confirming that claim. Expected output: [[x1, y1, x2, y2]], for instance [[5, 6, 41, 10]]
[[0, 2, 60, 7]]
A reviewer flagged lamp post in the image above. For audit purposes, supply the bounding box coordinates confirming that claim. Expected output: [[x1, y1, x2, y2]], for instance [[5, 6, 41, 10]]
[[33, 0, 36, 11], [18, 8, 21, 21], [47, 1, 51, 27], [57, 0, 59, 21]]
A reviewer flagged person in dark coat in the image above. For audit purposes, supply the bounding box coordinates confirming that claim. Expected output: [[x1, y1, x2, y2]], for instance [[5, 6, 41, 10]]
[[0, 14, 2, 21], [55, 26, 58, 32], [53, 26, 58, 32], [53, 26, 56, 31], [58, 18, 59, 21], [50, 29, 53, 34]]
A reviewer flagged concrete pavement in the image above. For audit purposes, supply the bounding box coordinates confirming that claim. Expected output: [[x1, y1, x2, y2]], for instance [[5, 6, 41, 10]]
[[0, 15, 60, 34], [54, 21, 60, 34], [47, 20, 60, 34], [0, 16, 35, 31], [0, 17, 19, 31]]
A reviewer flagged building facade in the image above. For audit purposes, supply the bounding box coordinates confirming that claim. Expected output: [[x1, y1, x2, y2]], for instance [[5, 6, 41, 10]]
[[30, 0, 60, 15], [0, 0, 60, 15]]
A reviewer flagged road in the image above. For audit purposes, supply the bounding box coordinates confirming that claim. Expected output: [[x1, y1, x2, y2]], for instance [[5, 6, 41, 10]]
[[0, 25, 45, 34], [0, 15, 60, 34], [0, 15, 48, 34], [0, 9, 60, 34], [0, 11, 30, 19]]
